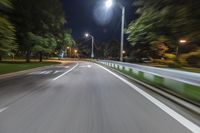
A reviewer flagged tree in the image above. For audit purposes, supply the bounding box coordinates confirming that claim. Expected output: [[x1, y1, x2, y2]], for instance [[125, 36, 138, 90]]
[[104, 40, 120, 60], [76, 38, 91, 58], [13, 0, 66, 62], [57, 30, 75, 55], [26, 33, 57, 62], [126, 0, 200, 62], [0, 0, 17, 60]]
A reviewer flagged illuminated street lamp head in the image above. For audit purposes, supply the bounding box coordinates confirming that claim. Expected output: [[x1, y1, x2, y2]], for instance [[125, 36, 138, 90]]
[[85, 33, 89, 38], [179, 39, 187, 44], [122, 50, 126, 54], [105, 0, 113, 8], [74, 50, 78, 53]]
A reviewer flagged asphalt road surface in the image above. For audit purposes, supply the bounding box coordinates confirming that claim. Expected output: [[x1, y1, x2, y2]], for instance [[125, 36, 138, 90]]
[[0, 61, 199, 133]]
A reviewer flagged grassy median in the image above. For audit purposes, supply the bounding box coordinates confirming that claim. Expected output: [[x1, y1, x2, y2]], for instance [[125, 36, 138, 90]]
[[0, 61, 60, 75]]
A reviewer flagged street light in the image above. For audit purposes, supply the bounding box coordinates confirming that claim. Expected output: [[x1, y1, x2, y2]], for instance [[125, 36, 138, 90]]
[[66, 47, 71, 57], [105, 0, 125, 62], [105, 0, 113, 8], [85, 33, 94, 58], [74, 49, 78, 58], [179, 39, 187, 44], [176, 39, 187, 57]]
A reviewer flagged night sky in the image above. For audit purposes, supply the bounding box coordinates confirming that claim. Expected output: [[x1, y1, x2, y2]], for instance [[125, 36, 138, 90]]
[[62, 0, 135, 43]]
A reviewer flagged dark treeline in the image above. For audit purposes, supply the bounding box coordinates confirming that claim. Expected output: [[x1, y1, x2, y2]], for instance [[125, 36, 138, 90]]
[[0, 0, 75, 62], [126, 0, 200, 67]]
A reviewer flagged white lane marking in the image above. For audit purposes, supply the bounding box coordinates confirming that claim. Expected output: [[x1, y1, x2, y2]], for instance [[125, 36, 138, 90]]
[[0, 107, 8, 113], [96, 64, 200, 133], [53, 63, 79, 81], [79, 65, 91, 68], [65, 66, 70, 68]]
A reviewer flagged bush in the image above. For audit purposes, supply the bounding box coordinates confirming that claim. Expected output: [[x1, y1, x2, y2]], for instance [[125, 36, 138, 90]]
[[164, 53, 176, 60], [179, 49, 200, 67], [153, 59, 174, 65], [168, 62, 182, 68]]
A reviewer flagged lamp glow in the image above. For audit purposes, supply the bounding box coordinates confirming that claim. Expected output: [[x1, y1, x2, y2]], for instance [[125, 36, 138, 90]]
[[105, 0, 113, 8], [179, 39, 187, 44], [85, 33, 89, 38]]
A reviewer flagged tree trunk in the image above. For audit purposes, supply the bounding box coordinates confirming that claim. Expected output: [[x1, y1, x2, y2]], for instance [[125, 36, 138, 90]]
[[39, 52, 43, 62], [0, 55, 2, 61], [26, 50, 31, 63]]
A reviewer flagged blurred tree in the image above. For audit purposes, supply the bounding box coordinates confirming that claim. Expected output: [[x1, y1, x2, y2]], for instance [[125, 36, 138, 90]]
[[76, 38, 91, 58], [12, 0, 66, 62], [26, 33, 57, 62], [126, 0, 200, 62], [104, 40, 120, 60], [0, 0, 17, 60], [57, 30, 75, 53]]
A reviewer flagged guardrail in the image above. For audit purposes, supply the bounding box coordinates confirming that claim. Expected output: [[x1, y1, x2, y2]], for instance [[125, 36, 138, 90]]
[[99, 60, 200, 106]]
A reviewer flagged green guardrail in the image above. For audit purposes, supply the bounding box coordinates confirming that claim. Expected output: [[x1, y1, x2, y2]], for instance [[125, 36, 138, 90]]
[[101, 61, 200, 106]]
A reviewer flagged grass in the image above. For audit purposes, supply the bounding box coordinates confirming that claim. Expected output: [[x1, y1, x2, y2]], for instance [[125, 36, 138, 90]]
[[181, 67, 200, 73], [0, 61, 60, 75], [148, 63, 200, 73]]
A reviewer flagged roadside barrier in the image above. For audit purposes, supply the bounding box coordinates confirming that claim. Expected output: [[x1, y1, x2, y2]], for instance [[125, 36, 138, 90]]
[[99, 61, 200, 106]]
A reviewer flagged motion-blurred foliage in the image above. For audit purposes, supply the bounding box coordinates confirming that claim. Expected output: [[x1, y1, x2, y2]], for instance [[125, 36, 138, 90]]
[[126, 0, 200, 67], [0, 0, 17, 60]]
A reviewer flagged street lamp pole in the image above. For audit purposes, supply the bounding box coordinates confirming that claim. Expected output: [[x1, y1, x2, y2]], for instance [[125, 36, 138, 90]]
[[85, 33, 94, 58], [176, 39, 187, 57], [105, 0, 125, 62], [120, 6, 125, 62], [91, 36, 94, 58]]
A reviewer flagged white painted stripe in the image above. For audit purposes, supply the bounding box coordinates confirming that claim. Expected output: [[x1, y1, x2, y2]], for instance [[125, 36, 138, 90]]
[[96, 64, 200, 133], [0, 107, 8, 113], [53, 63, 78, 81]]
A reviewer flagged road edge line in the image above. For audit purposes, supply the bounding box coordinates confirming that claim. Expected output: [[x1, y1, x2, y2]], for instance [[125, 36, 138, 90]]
[[0, 107, 8, 113], [53, 62, 79, 81], [96, 63, 200, 133]]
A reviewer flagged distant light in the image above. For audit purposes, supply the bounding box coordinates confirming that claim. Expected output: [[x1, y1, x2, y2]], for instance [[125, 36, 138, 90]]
[[123, 50, 126, 54], [85, 33, 89, 38], [179, 39, 187, 44], [105, 0, 113, 8], [74, 50, 78, 53], [67, 47, 70, 49]]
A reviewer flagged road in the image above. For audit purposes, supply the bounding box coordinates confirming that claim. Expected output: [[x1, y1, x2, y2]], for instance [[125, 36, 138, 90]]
[[0, 61, 199, 133], [101, 60, 200, 86]]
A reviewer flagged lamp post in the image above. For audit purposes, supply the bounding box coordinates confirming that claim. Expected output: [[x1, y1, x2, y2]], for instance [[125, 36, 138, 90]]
[[176, 39, 187, 57], [105, 0, 125, 62], [85, 33, 94, 58]]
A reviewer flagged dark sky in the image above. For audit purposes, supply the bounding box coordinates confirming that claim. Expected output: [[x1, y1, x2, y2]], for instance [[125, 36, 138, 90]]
[[62, 0, 135, 42]]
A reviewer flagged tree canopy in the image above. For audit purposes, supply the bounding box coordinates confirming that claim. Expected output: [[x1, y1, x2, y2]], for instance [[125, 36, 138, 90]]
[[126, 0, 200, 60], [0, 0, 17, 60], [12, 0, 69, 62]]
